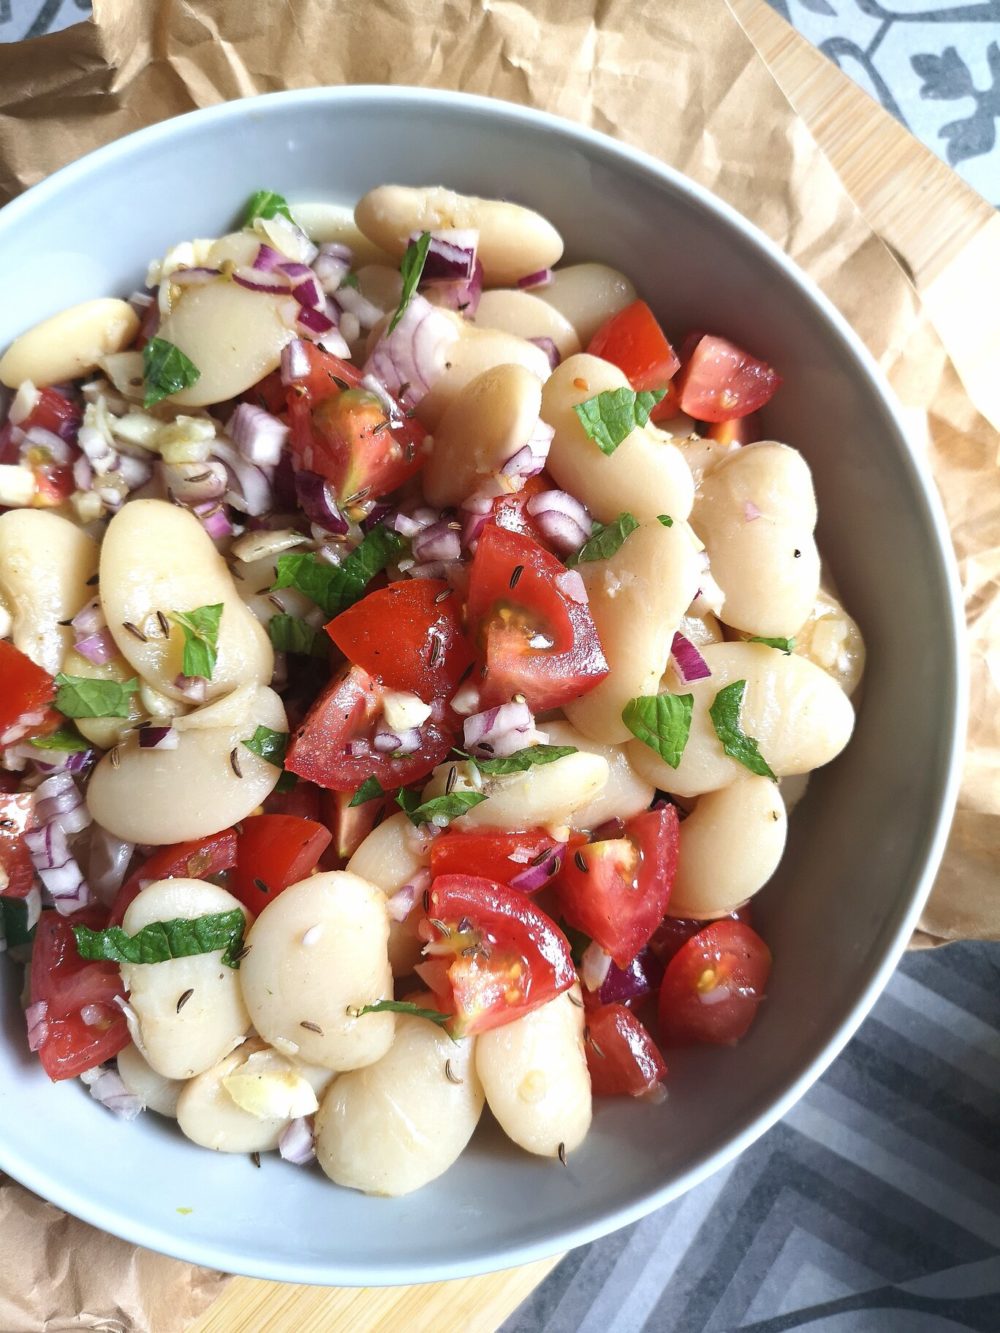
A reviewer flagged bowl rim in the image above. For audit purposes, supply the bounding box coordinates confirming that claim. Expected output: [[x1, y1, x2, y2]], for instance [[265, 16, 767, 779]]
[[0, 82, 968, 1288]]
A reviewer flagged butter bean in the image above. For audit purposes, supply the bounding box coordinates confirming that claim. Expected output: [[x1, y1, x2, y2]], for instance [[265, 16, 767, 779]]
[[415, 326, 552, 430], [0, 299, 138, 389], [474, 290, 581, 359], [422, 751, 609, 831], [0, 510, 98, 675], [536, 264, 636, 343]]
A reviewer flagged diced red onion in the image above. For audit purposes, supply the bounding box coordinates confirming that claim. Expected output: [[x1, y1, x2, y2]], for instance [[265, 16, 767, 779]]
[[364, 294, 460, 410], [35, 772, 91, 837], [671, 632, 712, 683], [210, 439, 273, 517], [313, 244, 352, 295], [744, 500, 761, 522], [463, 701, 534, 758], [529, 336, 561, 370], [279, 1116, 315, 1165], [192, 501, 233, 540], [424, 257, 484, 317], [518, 268, 553, 289], [335, 285, 384, 330], [555, 569, 588, 604], [232, 266, 289, 296], [525, 489, 592, 557], [297, 303, 336, 337], [25, 1001, 49, 1052], [317, 327, 352, 359], [406, 560, 456, 580], [138, 726, 179, 751], [253, 243, 285, 272], [598, 949, 665, 1007], [228, 403, 289, 467], [281, 339, 310, 385], [373, 727, 421, 753], [509, 848, 564, 894], [345, 739, 371, 758], [501, 420, 553, 481], [118, 454, 153, 490], [80, 1066, 145, 1121], [360, 501, 393, 533], [88, 828, 135, 905], [23, 425, 72, 462], [417, 229, 478, 283], [392, 506, 440, 538], [161, 459, 228, 505], [174, 674, 208, 703], [73, 455, 94, 491], [73, 628, 117, 666], [411, 520, 461, 564], [23, 824, 91, 913], [294, 470, 349, 535], [580, 941, 613, 992], [128, 289, 155, 315], [72, 598, 106, 637], [281, 265, 325, 313], [1, 708, 51, 749], [9, 381, 40, 425], [387, 869, 430, 923]]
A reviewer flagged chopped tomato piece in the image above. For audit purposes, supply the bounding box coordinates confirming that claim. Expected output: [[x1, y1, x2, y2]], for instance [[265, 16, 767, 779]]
[[29, 463, 75, 508], [658, 919, 771, 1045], [706, 414, 761, 446], [467, 524, 608, 711], [231, 814, 332, 916], [584, 1001, 667, 1096], [555, 805, 679, 967], [0, 790, 36, 899], [109, 828, 238, 926], [425, 874, 576, 1035], [587, 300, 680, 392], [0, 641, 55, 747], [430, 828, 562, 886], [676, 335, 781, 422], [285, 664, 456, 792], [324, 788, 391, 861], [486, 474, 551, 548], [649, 905, 754, 966], [29, 905, 129, 1080], [243, 369, 289, 417], [326, 579, 474, 697]]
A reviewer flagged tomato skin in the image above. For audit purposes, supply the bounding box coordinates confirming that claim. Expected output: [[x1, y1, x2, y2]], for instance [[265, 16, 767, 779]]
[[323, 788, 390, 861], [286, 664, 456, 792], [430, 828, 562, 886], [30, 906, 129, 1080], [325, 579, 474, 697], [657, 920, 772, 1046], [0, 642, 56, 746], [587, 301, 680, 392], [676, 335, 781, 422], [109, 829, 238, 926], [231, 815, 331, 916], [649, 905, 754, 966], [467, 524, 608, 711], [486, 474, 551, 548], [555, 805, 679, 968], [584, 1001, 667, 1097], [243, 369, 289, 417], [426, 874, 576, 1035], [0, 790, 37, 899]]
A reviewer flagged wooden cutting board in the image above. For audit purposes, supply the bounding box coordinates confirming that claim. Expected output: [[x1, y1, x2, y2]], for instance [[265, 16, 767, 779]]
[[190, 6, 996, 1330]]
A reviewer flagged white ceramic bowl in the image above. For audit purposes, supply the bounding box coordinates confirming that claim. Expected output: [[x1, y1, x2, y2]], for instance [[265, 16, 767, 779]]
[[0, 87, 965, 1285]]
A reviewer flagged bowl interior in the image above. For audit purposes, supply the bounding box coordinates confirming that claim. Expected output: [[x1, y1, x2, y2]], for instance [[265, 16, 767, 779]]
[[0, 88, 962, 1285]]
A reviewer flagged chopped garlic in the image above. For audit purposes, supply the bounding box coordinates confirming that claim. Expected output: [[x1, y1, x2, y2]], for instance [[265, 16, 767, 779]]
[[8, 380, 39, 426], [253, 213, 315, 264], [382, 689, 433, 731], [155, 415, 216, 464], [70, 490, 105, 523], [222, 1050, 319, 1120], [0, 465, 35, 508]]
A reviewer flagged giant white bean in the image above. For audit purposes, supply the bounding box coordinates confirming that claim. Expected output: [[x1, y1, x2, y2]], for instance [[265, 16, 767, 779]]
[[347, 813, 433, 977], [176, 1039, 318, 1154], [422, 750, 609, 831], [59, 647, 145, 750], [99, 499, 272, 702], [0, 299, 139, 389], [626, 641, 855, 798], [669, 776, 787, 918], [86, 684, 286, 843], [474, 290, 581, 359], [544, 722, 654, 831], [423, 363, 543, 507], [116, 1042, 184, 1118], [541, 355, 694, 523], [415, 325, 552, 430], [692, 442, 820, 637], [291, 200, 397, 267], [536, 264, 637, 343], [0, 510, 98, 674], [120, 879, 251, 1080], [792, 589, 866, 696], [354, 185, 564, 287], [240, 871, 395, 1071], [563, 519, 701, 745], [475, 986, 591, 1158], [156, 280, 295, 406], [315, 1010, 484, 1196]]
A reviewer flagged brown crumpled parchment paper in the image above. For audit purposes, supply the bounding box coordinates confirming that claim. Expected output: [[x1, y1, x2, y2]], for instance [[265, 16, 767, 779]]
[[0, 0, 996, 1327]]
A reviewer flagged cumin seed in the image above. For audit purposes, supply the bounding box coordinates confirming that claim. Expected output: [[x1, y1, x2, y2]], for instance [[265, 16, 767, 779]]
[[267, 594, 285, 613], [574, 850, 588, 873], [156, 609, 170, 637], [250, 1151, 261, 1168], [568, 992, 583, 1008], [253, 877, 270, 895], [331, 375, 351, 391], [176, 988, 194, 1013], [477, 741, 494, 754], [372, 803, 387, 830], [428, 634, 443, 668], [530, 846, 552, 866], [558, 1141, 568, 1166], [229, 747, 243, 779], [187, 471, 211, 483], [509, 564, 524, 590], [433, 588, 453, 603], [122, 621, 147, 643], [445, 1059, 463, 1085], [446, 765, 458, 795], [300, 1020, 323, 1034], [110, 746, 121, 770]]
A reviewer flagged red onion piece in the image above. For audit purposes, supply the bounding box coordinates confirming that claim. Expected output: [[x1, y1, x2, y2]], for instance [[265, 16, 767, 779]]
[[463, 701, 535, 758], [279, 1116, 315, 1165], [529, 336, 561, 370], [424, 256, 485, 317], [555, 569, 588, 604], [314, 245, 352, 294], [161, 460, 228, 506], [253, 243, 285, 272], [174, 674, 208, 703], [671, 632, 711, 683], [364, 295, 460, 409], [526, 489, 592, 557], [580, 940, 613, 992], [232, 266, 289, 296], [500, 420, 553, 480], [138, 726, 179, 751], [35, 772, 91, 836], [297, 304, 336, 336], [417, 229, 478, 283], [373, 727, 421, 753], [509, 848, 564, 894], [210, 439, 273, 517], [411, 520, 462, 564], [25, 1001, 49, 1053], [392, 506, 440, 538], [171, 266, 220, 288], [229, 403, 289, 467], [24, 425, 73, 462], [118, 455, 153, 491], [281, 339, 310, 385], [317, 327, 352, 359], [192, 501, 233, 541], [518, 268, 553, 289], [72, 455, 94, 491], [88, 828, 135, 905], [744, 500, 761, 522], [598, 948, 666, 1007], [335, 284, 384, 329], [71, 598, 106, 637], [23, 824, 91, 913], [345, 739, 371, 758], [80, 1066, 145, 1120], [294, 470, 349, 535], [73, 628, 117, 666]]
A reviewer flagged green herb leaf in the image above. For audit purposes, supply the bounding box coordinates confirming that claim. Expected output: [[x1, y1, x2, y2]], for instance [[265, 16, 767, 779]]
[[0, 897, 36, 951], [28, 726, 88, 752], [388, 231, 431, 334], [54, 674, 139, 719], [241, 725, 289, 768], [572, 387, 667, 456], [748, 636, 795, 655], [268, 614, 328, 659], [567, 512, 639, 566], [349, 776, 387, 807], [340, 272, 359, 289], [142, 337, 201, 409], [242, 189, 294, 226], [708, 679, 777, 780], [272, 525, 405, 617], [622, 692, 694, 769], [169, 603, 223, 680], [472, 744, 578, 776], [351, 998, 455, 1038], [657, 514, 674, 527], [73, 909, 247, 970], [396, 789, 487, 827]]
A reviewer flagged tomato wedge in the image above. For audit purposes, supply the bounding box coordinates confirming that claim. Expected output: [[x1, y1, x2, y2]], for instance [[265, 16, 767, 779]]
[[676, 335, 781, 422], [425, 874, 576, 1035], [326, 579, 474, 696], [0, 790, 36, 899], [30, 905, 129, 1080], [584, 1001, 667, 1097], [323, 788, 391, 861], [658, 919, 771, 1045], [109, 828, 238, 926], [0, 641, 55, 747], [430, 828, 562, 887], [467, 524, 608, 710], [285, 664, 456, 792], [649, 905, 754, 966], [231, 814, 332, 916], [587, 300, 680, 392], [554, 805, 679, 967]]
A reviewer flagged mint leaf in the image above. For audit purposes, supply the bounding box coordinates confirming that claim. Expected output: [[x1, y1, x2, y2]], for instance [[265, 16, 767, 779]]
[[709, 679, 777, 780], [169, 603, 223, 680], [242, 189, 294, 226], [268, 614, 328, 658], [242, 725, 289, 768], [349, 776, 386, 807], [622, 692, 694, 769], [572, 387, 667, 456], [350, 998, 455, 1038], [657, 514, 674, 527], [472, 744, 577, 776], [567, 512, 638, 566], [388, 232, 431, 334], [142, 337, 201, 408], [29, 726, 88, 752], [273, 525, 405, 617], [749, 636, 795, 655], [396, 789, 487, 827], [73, 909, 247, 969], [54, 674, 138, 719]]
